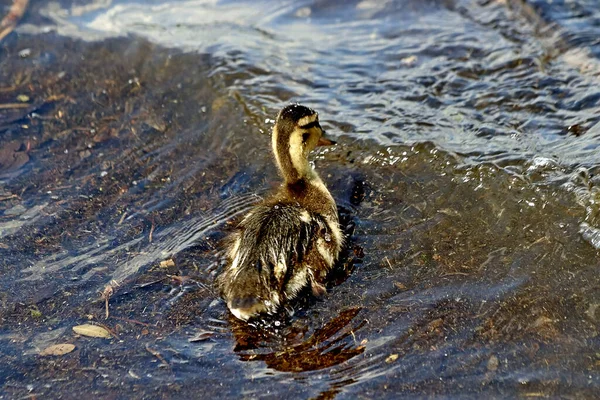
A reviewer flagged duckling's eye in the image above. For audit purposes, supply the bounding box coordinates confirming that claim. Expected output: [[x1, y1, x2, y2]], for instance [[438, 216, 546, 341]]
[[302, 133, 310, 143]]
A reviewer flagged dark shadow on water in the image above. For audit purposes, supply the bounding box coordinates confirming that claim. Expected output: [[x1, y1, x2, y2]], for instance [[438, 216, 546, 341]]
[[233, 307, 366, 372]]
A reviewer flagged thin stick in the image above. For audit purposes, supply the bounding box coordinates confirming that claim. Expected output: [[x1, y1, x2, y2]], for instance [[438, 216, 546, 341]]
[[145, 344, 169, 367], [111, 316, 151, 327], [0, 0, 30, 42], [148, 221, 155, 243], [384, 256, 393, 270], [0, 103, 30, 109]]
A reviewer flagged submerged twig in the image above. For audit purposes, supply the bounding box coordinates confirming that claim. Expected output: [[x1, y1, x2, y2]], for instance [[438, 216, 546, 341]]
[[0, 0, 29, 42], [0, 103, 30, 109], [188, 330, 215, 342], [384, 256, 393, 270], [148, 221, 155, 243], [135, 277, 167, 288], [0, 86, 17, 93], [117, 211, 127, 225], [111, 316, 151, 327], [145, 344, 170, 367]]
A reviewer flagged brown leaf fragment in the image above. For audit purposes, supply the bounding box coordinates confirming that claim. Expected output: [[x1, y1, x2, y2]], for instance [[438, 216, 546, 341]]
[[39, 343, 76, 356], [72, 324, 112, 338], [188, 330, 215, 342]]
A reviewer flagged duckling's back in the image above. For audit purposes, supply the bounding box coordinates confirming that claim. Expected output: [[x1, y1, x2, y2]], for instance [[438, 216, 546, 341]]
[[219, 201, 341, 321]]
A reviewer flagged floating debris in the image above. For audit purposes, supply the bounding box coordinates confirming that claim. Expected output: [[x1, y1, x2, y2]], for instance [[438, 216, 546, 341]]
[[385, 354, 399, 363], [160, 259, 176, 268], [400, 55, 418, 66], [39, 343, 76, 356], [189, 330, 215, 342], [72, 324, 111, 338], [18, 48, 31, 58], [100, 280, 120, 319]]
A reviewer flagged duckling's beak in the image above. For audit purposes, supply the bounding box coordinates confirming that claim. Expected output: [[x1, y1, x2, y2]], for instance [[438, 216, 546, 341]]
[[317, 132, 336, 146]]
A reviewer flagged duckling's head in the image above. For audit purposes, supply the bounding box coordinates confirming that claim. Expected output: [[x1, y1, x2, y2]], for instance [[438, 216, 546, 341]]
[[272, 104, 333, 183]]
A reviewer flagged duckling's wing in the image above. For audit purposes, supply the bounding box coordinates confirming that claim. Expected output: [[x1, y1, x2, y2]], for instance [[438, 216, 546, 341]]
[[230, 204, 326, 292]]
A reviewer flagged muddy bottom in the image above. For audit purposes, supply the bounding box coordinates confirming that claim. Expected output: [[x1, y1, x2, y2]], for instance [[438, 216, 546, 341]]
[[1, 1, 600, 398]]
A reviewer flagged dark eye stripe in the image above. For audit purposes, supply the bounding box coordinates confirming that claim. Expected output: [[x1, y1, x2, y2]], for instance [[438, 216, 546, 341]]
[[299, 121, 321, 130]]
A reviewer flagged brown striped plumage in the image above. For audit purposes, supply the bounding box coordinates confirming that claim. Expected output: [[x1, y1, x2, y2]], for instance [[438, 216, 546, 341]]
[[218, 104, 343, 321]]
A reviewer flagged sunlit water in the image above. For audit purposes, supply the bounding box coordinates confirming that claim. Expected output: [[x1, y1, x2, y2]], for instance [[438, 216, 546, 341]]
[[1, 0, 599, 398]]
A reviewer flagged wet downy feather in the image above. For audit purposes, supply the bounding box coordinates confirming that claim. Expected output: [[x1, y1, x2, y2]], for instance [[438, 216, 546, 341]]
[[220, 203, 334, 317], [219, 104, 342, 321]]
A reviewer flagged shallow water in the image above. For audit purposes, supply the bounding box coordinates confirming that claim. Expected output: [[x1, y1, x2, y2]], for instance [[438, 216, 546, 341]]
[[1, 0, 599, 398]]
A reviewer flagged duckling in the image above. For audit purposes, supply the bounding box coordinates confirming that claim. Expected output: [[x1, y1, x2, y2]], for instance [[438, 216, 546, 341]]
[[218, 104, 343, 321]]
